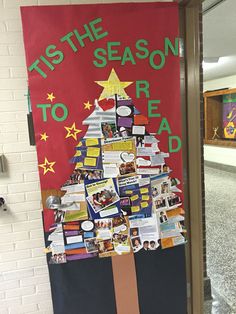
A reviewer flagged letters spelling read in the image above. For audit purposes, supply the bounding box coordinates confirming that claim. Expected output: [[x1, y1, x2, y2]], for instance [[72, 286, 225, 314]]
[[136, 81, 182, 153]]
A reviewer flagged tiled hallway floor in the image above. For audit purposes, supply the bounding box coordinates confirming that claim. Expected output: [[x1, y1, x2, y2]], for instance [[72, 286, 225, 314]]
[[204, 166, 236, 314]]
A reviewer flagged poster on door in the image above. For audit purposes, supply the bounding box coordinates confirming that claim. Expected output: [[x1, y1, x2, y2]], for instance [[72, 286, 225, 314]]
[[21, 2, 186, 265]]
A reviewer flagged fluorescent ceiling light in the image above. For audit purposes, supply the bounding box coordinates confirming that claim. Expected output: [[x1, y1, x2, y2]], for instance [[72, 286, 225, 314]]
[[202, 61, 218, 70], [202, 56, 230, 70], [203, 57, 220, 63]]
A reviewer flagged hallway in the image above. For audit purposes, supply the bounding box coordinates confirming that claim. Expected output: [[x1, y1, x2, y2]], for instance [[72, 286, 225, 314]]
[[204, 165, 236, 313]]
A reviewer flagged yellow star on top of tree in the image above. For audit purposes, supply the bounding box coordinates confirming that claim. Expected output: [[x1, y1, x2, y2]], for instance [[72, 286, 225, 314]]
[[38, 157, 56, 175], [64, 122, 82, 141], [84, 101, 93, 110], [40, 132, 49, 142], [47, 92, 55, 102], [95, 68, 133, 101]]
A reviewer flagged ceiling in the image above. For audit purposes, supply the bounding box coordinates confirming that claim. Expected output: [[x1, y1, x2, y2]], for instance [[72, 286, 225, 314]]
[[203, 0, 236, 81]]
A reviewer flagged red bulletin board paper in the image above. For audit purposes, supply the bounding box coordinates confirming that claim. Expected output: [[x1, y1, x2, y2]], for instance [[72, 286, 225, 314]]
[[21, 3, 182, 230]]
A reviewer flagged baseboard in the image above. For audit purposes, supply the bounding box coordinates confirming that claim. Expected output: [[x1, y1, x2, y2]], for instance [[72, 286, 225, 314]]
[[204, 160, 236, 173]]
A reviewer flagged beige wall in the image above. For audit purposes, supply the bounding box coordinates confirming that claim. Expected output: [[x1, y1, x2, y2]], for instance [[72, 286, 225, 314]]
[[204, 74, 236, 92], [0, 1, 173, 314]]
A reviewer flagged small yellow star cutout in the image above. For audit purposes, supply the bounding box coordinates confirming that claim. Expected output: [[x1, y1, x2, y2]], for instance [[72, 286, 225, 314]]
[[47, 92, 55, 102], [65, 122, 82, 141], [38, 157, 56, 175], [40, 132, 49, 142], [95, 68, 133, 100], [84, 101, 93, 110]]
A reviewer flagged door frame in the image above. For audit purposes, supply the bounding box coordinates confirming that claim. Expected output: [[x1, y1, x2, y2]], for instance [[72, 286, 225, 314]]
[[179, 1, 204, 313]]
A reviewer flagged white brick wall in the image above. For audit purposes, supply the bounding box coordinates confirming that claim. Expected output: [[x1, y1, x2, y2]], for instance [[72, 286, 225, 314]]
[[0, 0, 169, 313], [0, 1, 53, 313]]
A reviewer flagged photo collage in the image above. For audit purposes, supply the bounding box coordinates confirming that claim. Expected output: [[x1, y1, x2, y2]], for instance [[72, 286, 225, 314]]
[[45, 95, 187, 264]]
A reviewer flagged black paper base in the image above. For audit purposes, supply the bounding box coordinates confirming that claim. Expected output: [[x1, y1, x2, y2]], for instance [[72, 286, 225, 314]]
[[135, 245, 187, 314], [46, 232, 187, 314]]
